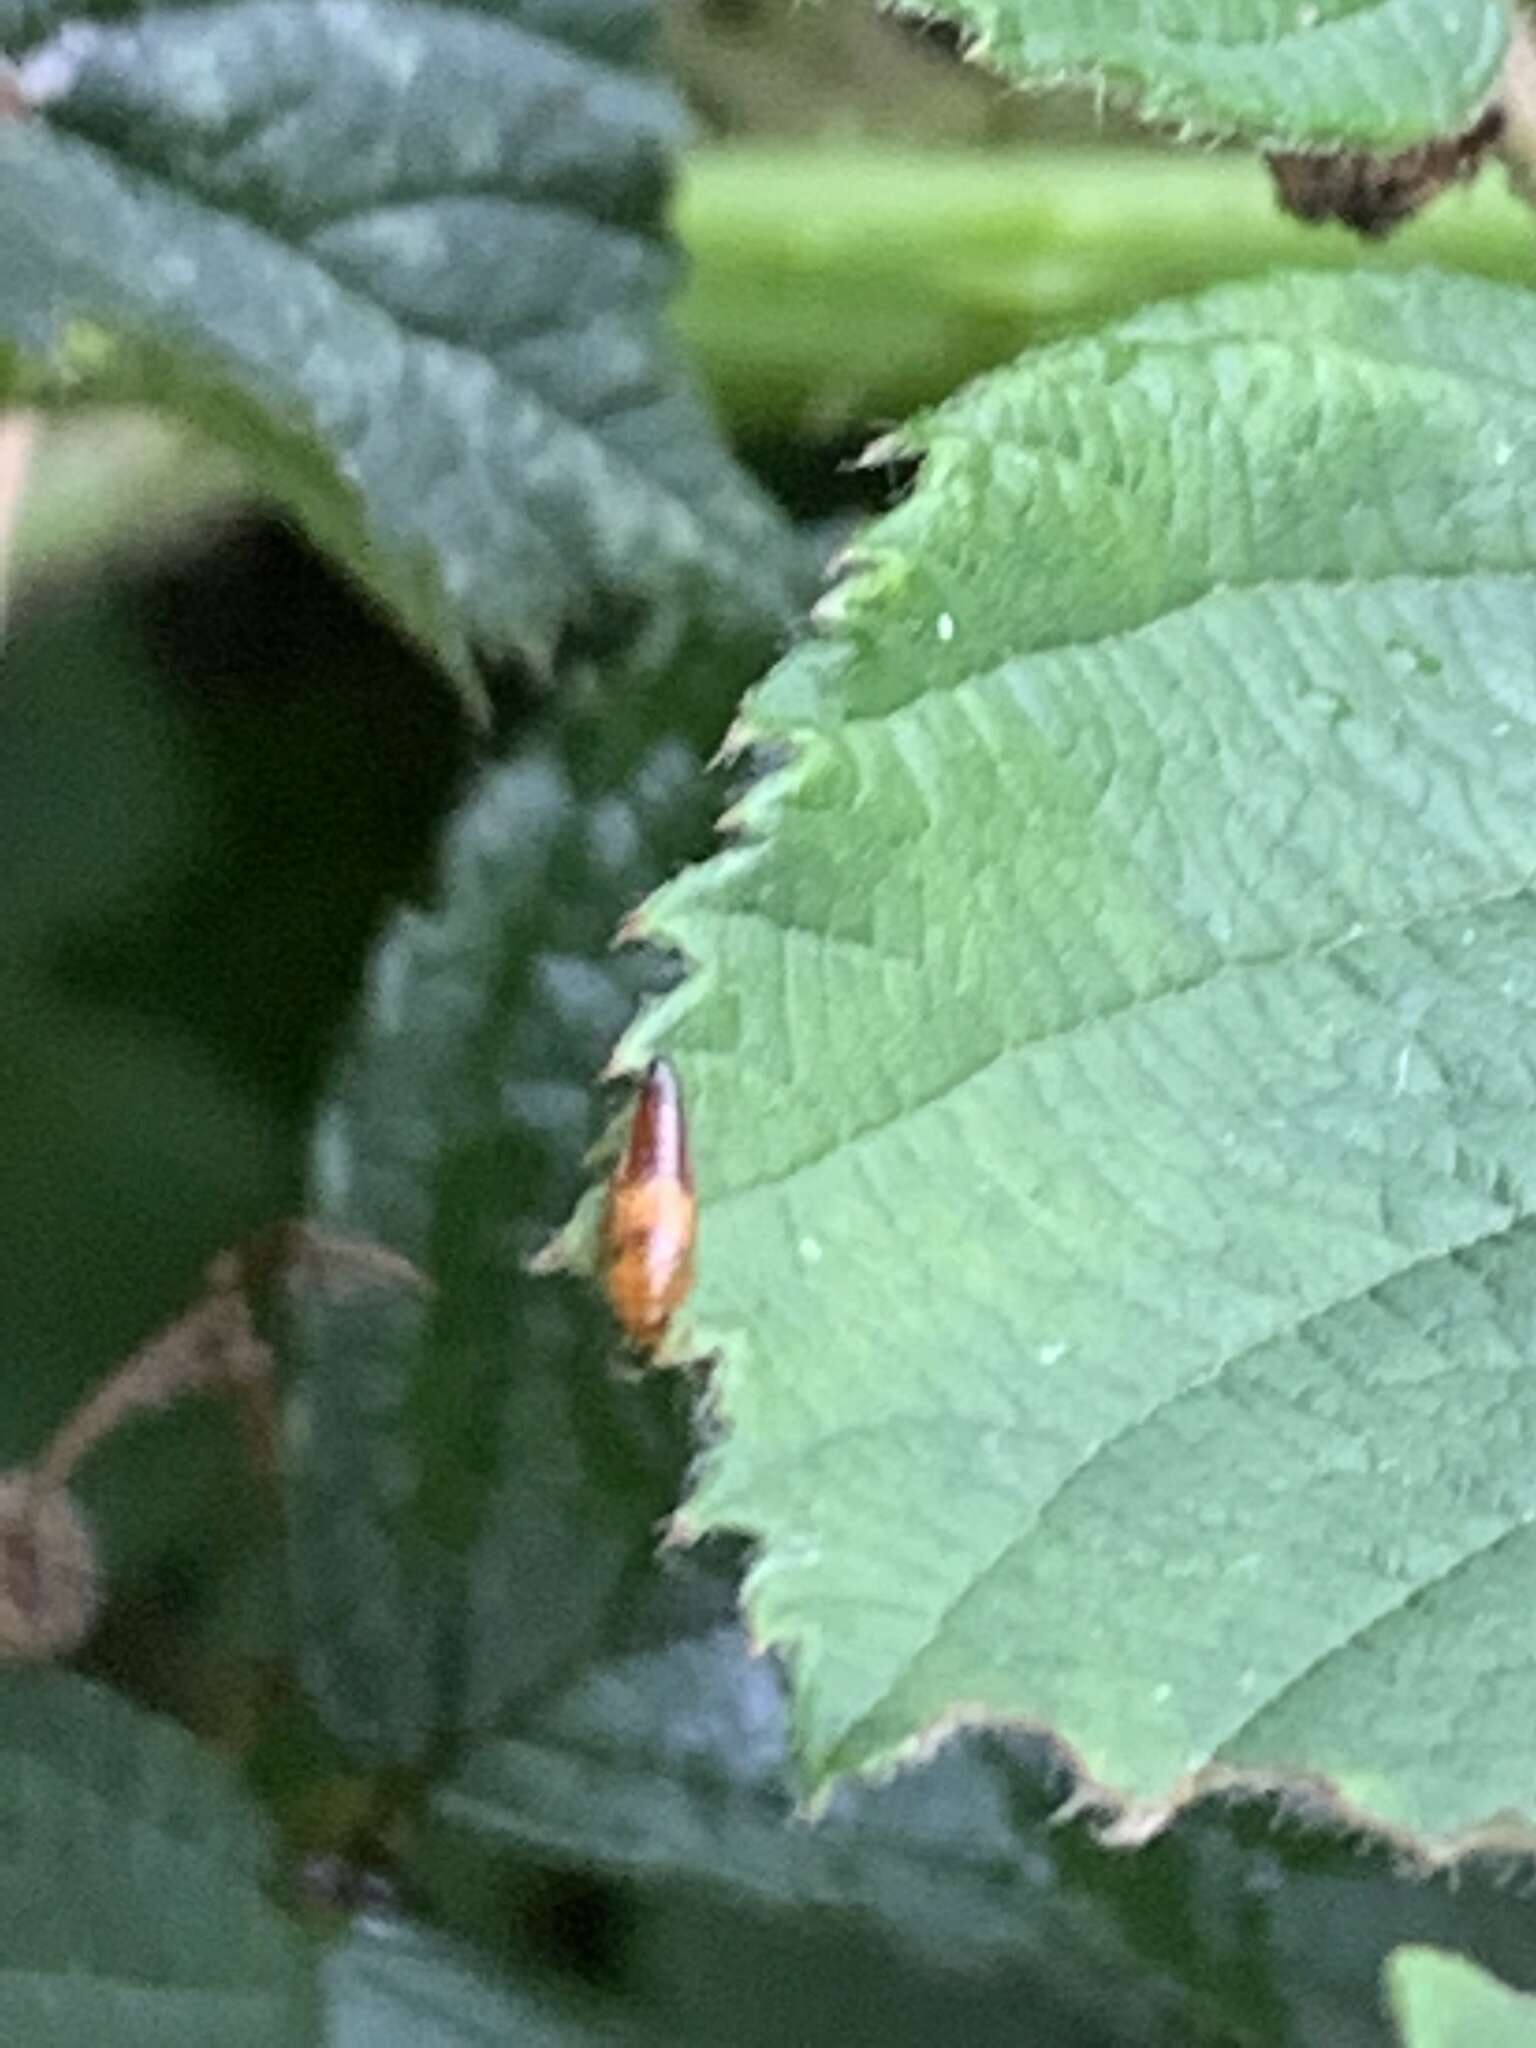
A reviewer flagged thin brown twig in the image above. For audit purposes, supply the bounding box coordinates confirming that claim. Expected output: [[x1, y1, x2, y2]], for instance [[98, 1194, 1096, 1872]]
[[35, 1261, 270, 1490], [32, 1223, 429, 1491]]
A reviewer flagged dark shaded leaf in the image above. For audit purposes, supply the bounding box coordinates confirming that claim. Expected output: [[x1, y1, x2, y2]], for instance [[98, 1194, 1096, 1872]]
[[0, 1670, 315, 2046], [0, 0, 800, 705]]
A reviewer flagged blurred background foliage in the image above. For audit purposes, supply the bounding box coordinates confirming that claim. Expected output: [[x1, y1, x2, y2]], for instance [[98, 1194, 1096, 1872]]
[[4, 4, 1536, 2041]]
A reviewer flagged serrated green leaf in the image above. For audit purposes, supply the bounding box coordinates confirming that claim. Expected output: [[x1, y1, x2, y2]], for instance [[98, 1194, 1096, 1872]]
[[628, 267, 1536, 1838], [927, 0, 1507, 150], [420, 1574, 1222, 2047], [1389, 1947, 1536, 2047], [0, 1670, 314, 2045], [0, 0, 798, 707], [420, 1574, 1536, 2047], [282, 709, 732, 1760]]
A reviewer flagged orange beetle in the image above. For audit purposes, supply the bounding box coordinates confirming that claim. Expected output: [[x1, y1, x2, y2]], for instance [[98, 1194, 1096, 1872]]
[[602, 1057, 696, 1353]]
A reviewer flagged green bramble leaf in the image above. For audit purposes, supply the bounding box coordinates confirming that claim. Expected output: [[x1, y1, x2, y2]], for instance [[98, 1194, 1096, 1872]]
[[926, 0, 1508, 151], [627, 268, 1536, 1844], [0, 0, 798, 711]]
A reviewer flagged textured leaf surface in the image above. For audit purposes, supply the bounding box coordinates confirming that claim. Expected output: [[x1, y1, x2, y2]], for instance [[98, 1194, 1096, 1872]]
[[929, 0, 1507, 149], [421, 1571, 1217, 2046], [0, 0, 797, 703], [326, 1922, 640, 2048], [0, 1671, 313, 2046], [1389, 1948, 1536, 2046], [628, 269, 1536, 1838], [281, 683, 749, 1757]]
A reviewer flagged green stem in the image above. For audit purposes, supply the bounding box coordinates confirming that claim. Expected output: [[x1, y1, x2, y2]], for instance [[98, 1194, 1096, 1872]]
[[674, 143, 1536, 435]]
